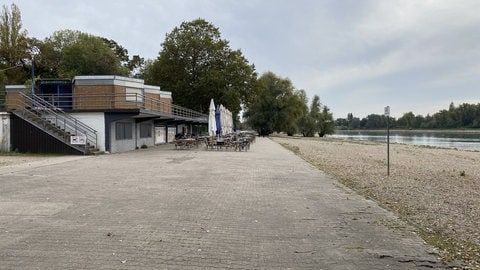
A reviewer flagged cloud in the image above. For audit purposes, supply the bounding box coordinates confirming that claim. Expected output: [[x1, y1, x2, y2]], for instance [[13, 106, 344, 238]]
[[11, 0, 480, 119]]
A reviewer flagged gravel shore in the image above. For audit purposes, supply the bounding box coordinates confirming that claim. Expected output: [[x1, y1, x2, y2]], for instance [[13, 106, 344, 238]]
[[271, 135, 480, 268]]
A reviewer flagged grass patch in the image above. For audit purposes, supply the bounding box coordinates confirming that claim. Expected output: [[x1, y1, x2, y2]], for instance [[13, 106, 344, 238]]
[[338, 177, 356, 189], [417, 227, 480, 267], [279, 143, 300, 155], [376, 217, 407, 231]]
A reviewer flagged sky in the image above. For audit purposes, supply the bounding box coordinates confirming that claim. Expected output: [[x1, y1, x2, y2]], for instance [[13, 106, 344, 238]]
[[9, 0, 480, 118]]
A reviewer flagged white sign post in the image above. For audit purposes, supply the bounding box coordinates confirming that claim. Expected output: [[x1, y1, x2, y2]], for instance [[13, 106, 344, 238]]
[[384, 106, 390, 117], [384, 106, 390, 176]]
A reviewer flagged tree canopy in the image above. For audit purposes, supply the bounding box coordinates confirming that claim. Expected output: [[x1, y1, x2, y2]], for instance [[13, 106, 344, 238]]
[[244, 72, 307, 135], [146, 18, 258, 115], [0, 3, 29, 84], [298, 94, 335, 137]]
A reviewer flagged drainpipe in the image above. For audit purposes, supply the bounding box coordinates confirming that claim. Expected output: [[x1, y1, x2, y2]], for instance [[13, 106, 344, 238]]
[[135, 121, 138, 150], [31, 56, 34, 95]]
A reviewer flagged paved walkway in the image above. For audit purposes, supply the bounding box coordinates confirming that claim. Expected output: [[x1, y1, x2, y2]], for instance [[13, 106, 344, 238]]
[[0, 138, 449, 269]]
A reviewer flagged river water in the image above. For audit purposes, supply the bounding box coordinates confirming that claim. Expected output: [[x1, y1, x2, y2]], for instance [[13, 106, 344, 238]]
[[331, 130, 480, 151]]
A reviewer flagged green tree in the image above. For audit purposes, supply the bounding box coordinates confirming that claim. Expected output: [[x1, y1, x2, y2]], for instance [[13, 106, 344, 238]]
[[37, 30, 129, 78], [244, 72, 304, 135], [60, 33, 127, 77], [307, 95, 335, 137], [138, 59, 156, 83], [299, 97, 320, 137], [101, 37, 144, 77], [283, 89, 306, 135], [318, 105, 335, 137], [363, 114, 388, 129], [397, 111, 416, 129], [0, 3, 29, 84], [148, 19, 257, 115], [297, 90, 315, 136]]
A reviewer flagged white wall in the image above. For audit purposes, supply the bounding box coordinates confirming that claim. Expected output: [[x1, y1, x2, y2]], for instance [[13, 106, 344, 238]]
[[67, 112, 157, 153], [0, 112, 10, 152], [68, 112, 106, 152]]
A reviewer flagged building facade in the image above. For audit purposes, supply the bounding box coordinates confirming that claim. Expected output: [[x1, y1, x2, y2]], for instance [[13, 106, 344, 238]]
[[3, 75, 207, 154]]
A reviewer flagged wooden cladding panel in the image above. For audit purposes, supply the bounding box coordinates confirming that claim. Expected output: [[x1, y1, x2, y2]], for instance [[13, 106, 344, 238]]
[[74, 85, 115, 110]]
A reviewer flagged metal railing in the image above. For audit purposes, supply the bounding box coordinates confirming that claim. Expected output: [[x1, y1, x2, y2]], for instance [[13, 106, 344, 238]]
[[12, 92, 97, 153], [35, 93, 208, 122]]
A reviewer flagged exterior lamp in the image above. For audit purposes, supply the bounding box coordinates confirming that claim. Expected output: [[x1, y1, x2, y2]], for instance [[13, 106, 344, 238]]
[[30, 46, 39, 95]]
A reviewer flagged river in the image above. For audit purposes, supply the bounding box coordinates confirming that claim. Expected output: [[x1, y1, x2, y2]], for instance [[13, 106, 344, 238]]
[[331, 130, 480, 151]]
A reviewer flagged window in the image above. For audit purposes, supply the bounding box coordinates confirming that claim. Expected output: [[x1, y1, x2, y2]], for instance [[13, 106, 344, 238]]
[[125, 87, 144, 102], [116, 122, 133, 140], [140, 123, 152, 138]]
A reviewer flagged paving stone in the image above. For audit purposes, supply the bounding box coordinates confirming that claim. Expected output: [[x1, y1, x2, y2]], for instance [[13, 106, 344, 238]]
[[0, 138, 449, 269]]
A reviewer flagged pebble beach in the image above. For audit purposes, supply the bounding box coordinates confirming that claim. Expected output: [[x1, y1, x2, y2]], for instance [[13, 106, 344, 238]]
[[271, 135, 480, 268]]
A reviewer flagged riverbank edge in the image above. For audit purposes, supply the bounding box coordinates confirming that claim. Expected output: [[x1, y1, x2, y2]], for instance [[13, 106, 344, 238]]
[[271, 135, 479, 269], [335, 128, 480, 133]]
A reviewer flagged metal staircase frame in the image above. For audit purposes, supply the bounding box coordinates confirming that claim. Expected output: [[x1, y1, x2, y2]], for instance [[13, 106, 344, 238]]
[[11, 92, 98, 154]]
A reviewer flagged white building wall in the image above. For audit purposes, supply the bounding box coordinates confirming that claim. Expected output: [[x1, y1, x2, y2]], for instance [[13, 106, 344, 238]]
[[68, 112, 106, 152], [0, 112, 10, 152]]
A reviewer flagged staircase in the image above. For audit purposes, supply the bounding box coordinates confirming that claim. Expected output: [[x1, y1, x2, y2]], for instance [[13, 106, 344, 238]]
[[11, 93, 98, 155]]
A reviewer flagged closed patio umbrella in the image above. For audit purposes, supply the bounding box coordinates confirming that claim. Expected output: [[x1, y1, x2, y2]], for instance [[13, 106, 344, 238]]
[[208, 99, 217, 136], [215, 105, 222, 135]]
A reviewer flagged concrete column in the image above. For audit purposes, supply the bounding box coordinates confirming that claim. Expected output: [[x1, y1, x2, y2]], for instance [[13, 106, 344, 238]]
[[0, 112, 10, 152]]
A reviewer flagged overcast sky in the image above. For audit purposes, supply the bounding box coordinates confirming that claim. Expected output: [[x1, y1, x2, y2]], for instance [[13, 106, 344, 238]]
[[11, 0, 480, 118]]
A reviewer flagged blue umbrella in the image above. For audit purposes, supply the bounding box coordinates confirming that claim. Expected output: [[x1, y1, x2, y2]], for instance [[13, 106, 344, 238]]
[[215, 105, 222, 135]]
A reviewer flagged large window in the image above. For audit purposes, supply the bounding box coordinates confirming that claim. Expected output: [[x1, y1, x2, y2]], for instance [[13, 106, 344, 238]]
[[140, 123, 152, 138], [116, 122, 133, 140]]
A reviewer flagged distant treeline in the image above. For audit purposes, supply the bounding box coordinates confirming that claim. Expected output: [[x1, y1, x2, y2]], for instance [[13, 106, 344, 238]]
[[336, 102, 480, 129]]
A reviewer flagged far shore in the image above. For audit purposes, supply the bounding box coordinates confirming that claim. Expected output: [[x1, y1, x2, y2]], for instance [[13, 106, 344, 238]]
[[334, 128, 480, 133], [271, 135, 479, 268]]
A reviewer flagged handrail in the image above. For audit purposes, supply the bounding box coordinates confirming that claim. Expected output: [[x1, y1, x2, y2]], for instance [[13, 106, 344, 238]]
[[16, 93, 97, 150], [35, 93, 208, 121]]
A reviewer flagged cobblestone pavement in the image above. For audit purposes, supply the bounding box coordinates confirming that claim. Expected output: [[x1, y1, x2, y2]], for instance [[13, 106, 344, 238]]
[[0, 138, 449, 269]]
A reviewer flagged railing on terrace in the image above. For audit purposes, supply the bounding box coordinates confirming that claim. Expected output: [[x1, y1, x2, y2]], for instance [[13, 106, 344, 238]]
[[35, 93, 208, 122]]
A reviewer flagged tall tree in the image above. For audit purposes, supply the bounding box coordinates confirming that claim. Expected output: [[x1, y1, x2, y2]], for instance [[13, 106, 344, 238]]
[[60, 33, 128, 77], [0, 3, 29, 84], [148, 19, 257, 115], [305, 95, 335, 137], [101, 37, 144, 77], [318, 105, 335, 137], [244, 72, 304, 135], [297, 90, 315, 136]]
